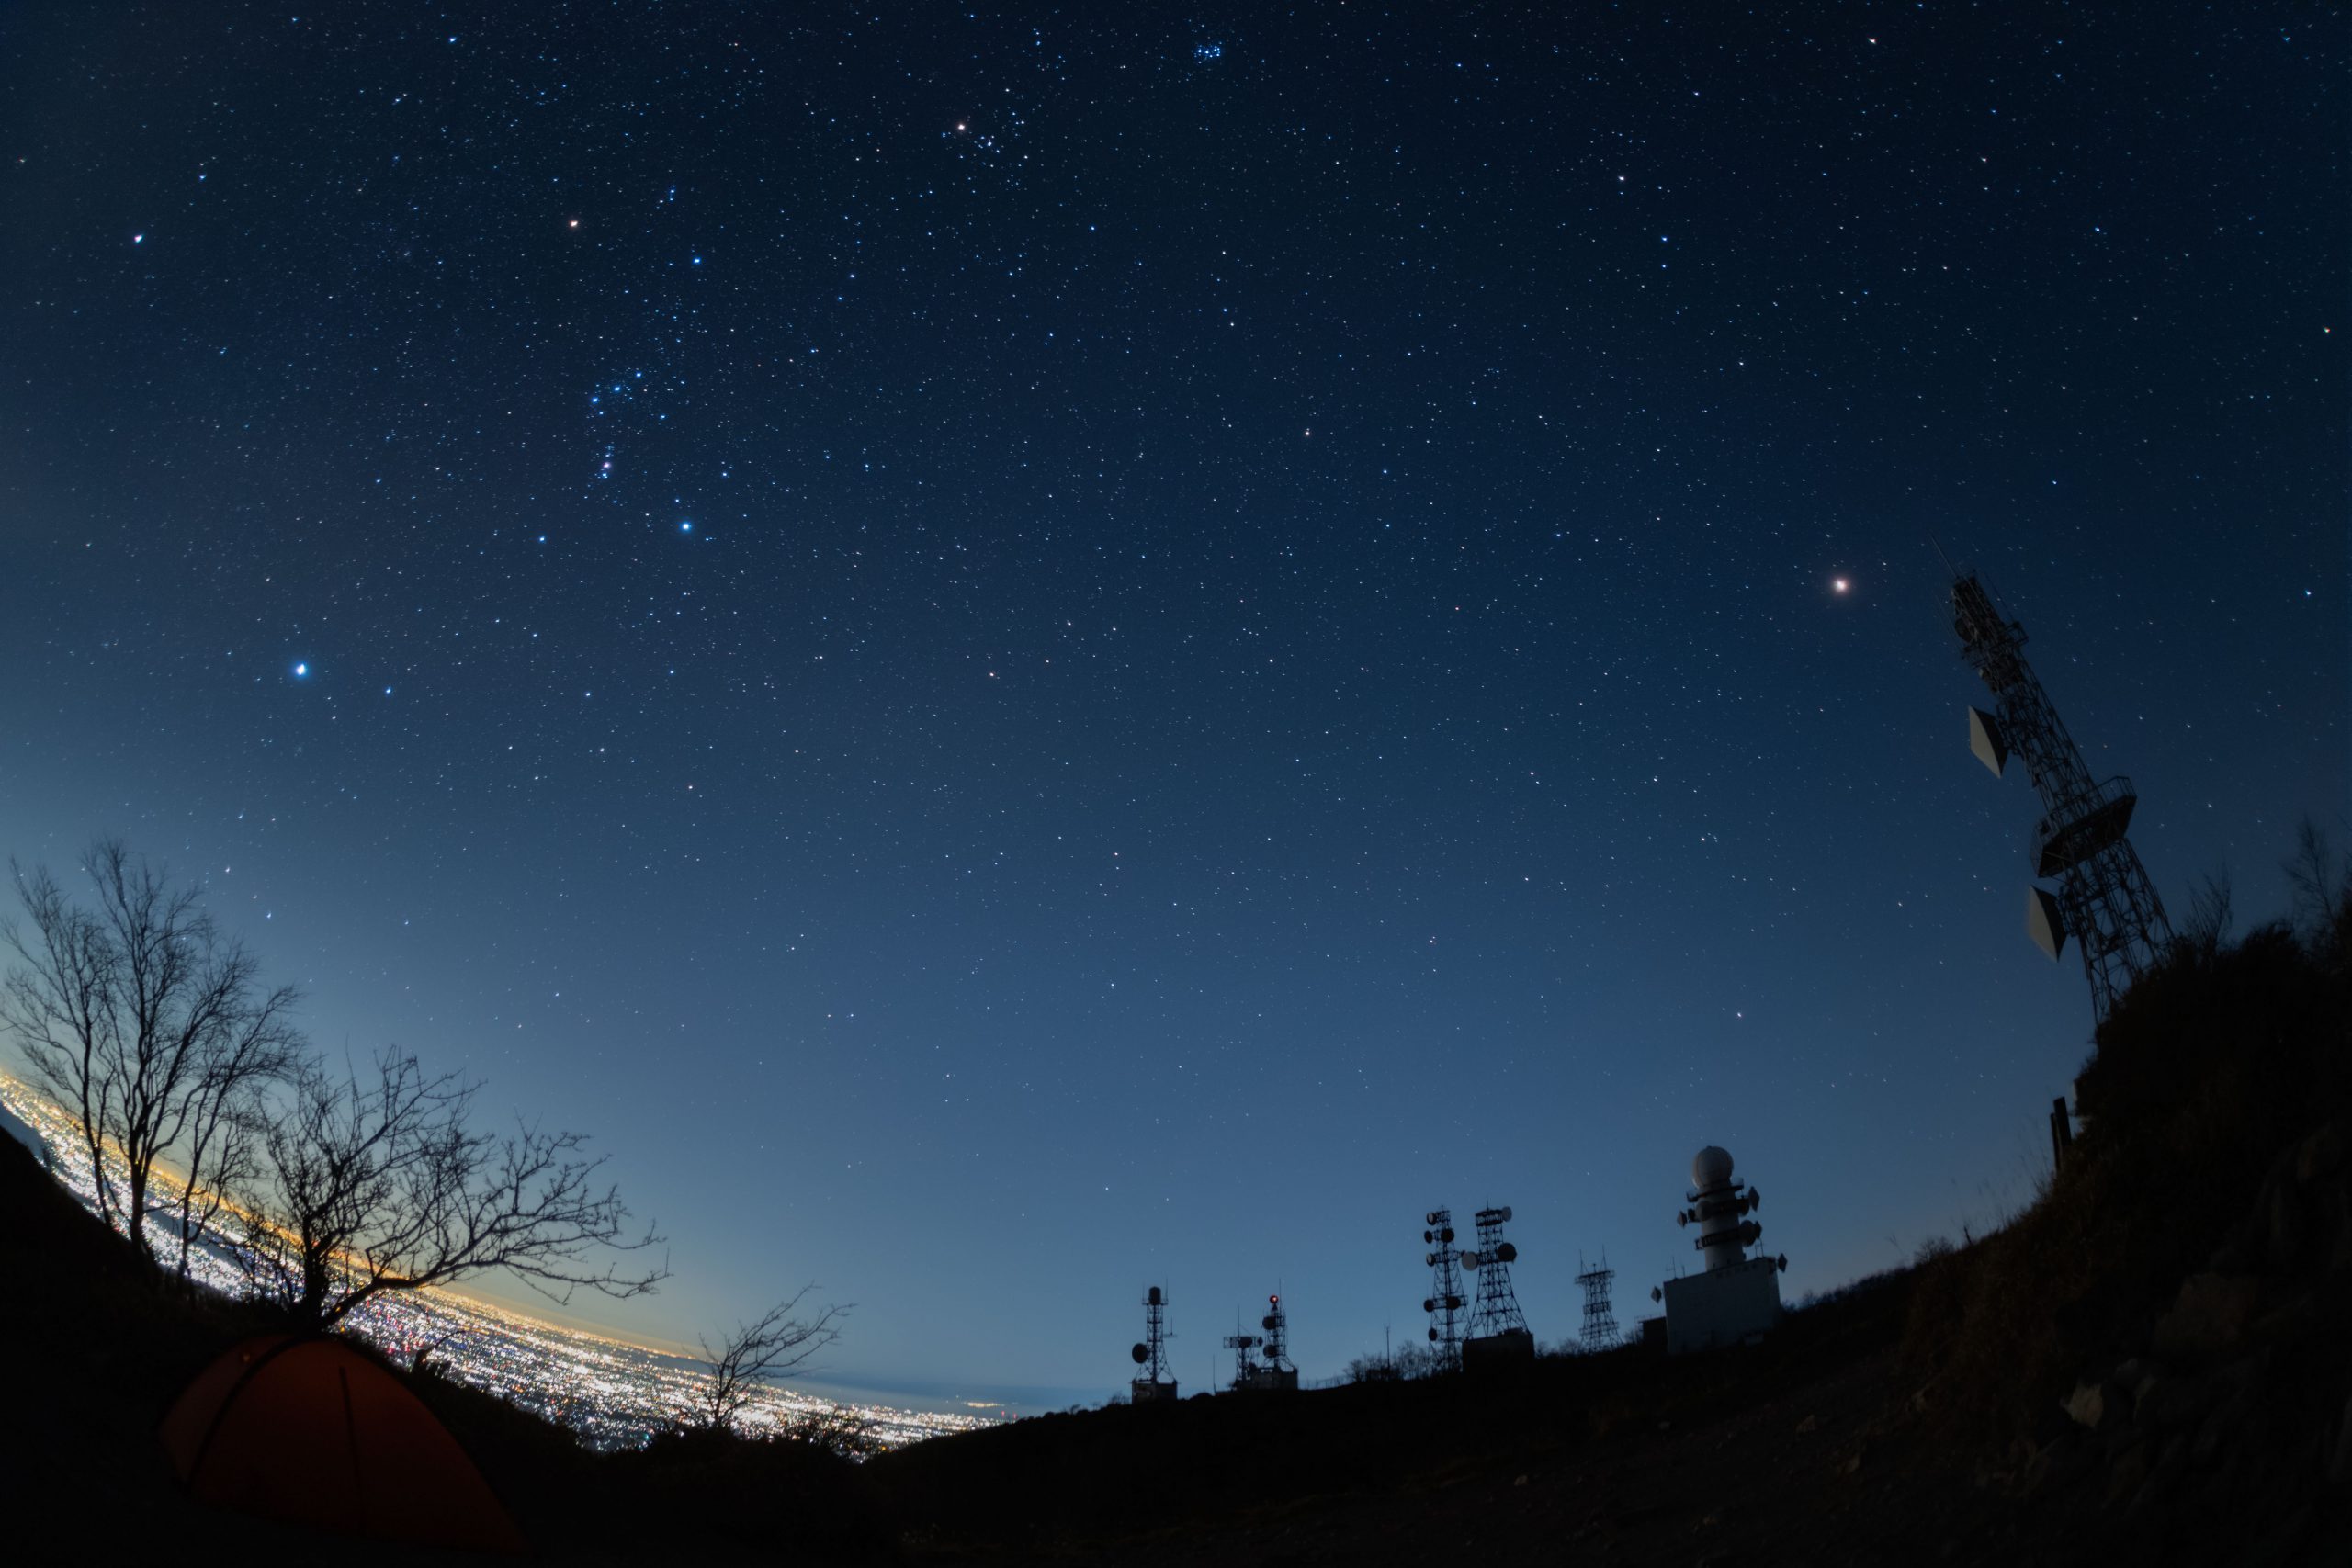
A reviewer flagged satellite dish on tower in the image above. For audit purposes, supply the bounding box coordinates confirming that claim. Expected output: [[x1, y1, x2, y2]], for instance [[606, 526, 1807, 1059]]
[[1968, 706, 2009, 776], [1131, 1343, 1148, 1364], [2027, 886, 2068, 961]]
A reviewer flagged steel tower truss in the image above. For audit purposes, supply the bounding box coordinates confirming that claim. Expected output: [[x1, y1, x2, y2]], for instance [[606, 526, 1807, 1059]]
[[1577, 1253, 1619, 1353], [1951, 572, 2170, 1021], [1464, 1206, 1530, 1339], [1420, 1207, 1466, 1366]]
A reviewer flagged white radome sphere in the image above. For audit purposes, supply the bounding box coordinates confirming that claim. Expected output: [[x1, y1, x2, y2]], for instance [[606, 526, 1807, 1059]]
[[1691, 1145, 1736, 1188]]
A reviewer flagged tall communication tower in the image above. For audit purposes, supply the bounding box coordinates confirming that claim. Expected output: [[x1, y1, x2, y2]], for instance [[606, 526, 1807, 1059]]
[[1577, 1253, 1620, 1353], [1420, 1207, 1466, 1368], [1129, 1285, 1178, 1404], [1461, 1204, 1535, 1369], [1949, 570, 2170, 1021], [1463, 1206, 1530, 1339]]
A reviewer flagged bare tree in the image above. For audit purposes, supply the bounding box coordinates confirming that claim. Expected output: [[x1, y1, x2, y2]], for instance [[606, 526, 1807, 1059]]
[[689, 1286, 850, 1434], [0, 840, 300, 1267], [236, 1046, 666, 1330], [2285, 819, 2352, 965], [2175, 869, 2236, 965]]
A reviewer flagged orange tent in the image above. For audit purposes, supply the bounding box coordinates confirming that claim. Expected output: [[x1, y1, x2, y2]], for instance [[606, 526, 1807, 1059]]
[[160, 1334, 529, 1553]]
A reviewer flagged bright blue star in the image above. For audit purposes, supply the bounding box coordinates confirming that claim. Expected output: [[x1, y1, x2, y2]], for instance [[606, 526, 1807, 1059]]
[[680, 521, 694, 534], [293, 662, 309, 677]]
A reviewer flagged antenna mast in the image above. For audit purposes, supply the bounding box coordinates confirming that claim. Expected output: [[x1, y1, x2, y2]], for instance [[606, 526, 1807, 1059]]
[[1948, 570, 2171, 1020], [1128, 1285, 1178, 1403], [1463, 1205, 1530, 1340], [1420, 1207, 1465, 1370], [1227, 1292, 1298, 1392], [1577, 1252, 1619, 1353]]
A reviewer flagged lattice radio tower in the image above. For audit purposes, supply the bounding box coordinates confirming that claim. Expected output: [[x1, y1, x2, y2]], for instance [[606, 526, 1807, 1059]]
[[1577, 1252, 1619, 1353], [1463, 1205, 1530, 1339], [1949, 569, 2170, 1021], [1226, 1292, 1298, 1392], [1420, 1207, 1465, 1367], [1129, 1284, 1177, 1403]]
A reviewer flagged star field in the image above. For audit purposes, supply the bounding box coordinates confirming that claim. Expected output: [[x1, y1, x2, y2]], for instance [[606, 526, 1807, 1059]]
[[0, 4, 2340, 1404]]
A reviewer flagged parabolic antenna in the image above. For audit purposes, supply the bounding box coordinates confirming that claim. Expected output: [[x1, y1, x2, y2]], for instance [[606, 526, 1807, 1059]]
[[1147, 1285, 1162, 1306], [2027, 886, 2068, 961], [1131, 1343, 1148, 1364], [1968, 706, 2009, 777]]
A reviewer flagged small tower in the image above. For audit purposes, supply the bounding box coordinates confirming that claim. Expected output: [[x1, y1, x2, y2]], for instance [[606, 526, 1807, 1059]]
[[1651, 1146, 1787, 1354], [1229, 1292, 1299, 1393], [1221, 1320, 1262, 1388], [1948, 570, 2171, 1021], [1461, 1204, 1535, 1371], [1577, 1253, 1620, 1353], [1129, 1284, 1178, 1403], [1420, 1208, 1466, 1370]]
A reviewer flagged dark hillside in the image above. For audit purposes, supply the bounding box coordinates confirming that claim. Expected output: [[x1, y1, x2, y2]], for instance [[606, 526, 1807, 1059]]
[[1898, 898, 2352, 1563], [2, 880, 2346, 1563]]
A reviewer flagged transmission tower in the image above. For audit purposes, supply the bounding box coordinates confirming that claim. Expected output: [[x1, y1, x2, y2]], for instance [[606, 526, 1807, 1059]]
[[1464, 1205, 1530, 1339], [1221, 1316, 1263, 1389], [1227, 1292, 1298, 1392], [1419, 1207, 1465, 1368], [1260, 1292, 1294, 1378], [1950, 570, 2170, 1021], [1577, 1252, 1619, 1353], [1128, 1284, 1177, 1403]]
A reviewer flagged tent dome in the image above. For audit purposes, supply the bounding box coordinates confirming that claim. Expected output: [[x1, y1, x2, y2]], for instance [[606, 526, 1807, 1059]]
[[160, 1334, 527, 1553]]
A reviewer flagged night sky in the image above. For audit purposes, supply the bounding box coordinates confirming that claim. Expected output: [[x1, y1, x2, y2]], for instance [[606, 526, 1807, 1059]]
[[1, 5, 2340, 1408]]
